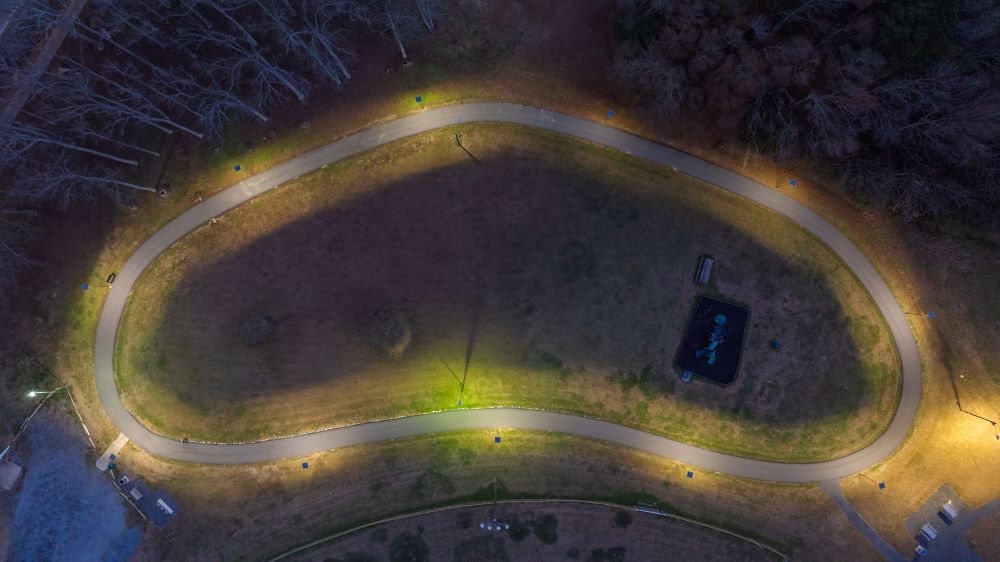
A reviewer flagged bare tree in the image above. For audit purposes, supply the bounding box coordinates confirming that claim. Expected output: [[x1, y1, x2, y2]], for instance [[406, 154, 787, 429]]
[[190, 77, 271, 136], [836, 45, 884, 87], [197, 28, 309, 104], [0, 207, 34, 306], [1, 121, 139, 166], [380, 0, 421, 62], [11, 151, 153, 205], [618, 47, 690, 117], [190, 0, 258, 46], [745, 89, 800, 160], [414, 0, 445, 31], [255, 2, 355, 86], [772, 0, 849, 35], [798, 92, 862, 159], [40, 66, 204, 138]]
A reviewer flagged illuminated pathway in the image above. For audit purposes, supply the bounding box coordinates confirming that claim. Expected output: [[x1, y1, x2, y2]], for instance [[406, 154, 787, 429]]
[[94, 103, 921, 482]]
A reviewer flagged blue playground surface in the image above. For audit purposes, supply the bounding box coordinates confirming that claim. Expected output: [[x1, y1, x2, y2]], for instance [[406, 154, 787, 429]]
[[675, 296, 749, 385]]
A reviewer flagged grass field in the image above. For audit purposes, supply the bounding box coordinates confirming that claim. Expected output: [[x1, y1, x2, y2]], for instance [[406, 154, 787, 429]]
[[116, 124, 899, 461], [120, 430, 877, 562]]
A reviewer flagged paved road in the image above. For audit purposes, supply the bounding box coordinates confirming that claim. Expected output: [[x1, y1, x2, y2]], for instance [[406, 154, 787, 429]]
[[821, 480, 907, 562], [93, 103, 922, 481]]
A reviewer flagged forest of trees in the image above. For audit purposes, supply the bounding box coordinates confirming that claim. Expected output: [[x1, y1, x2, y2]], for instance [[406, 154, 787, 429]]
[[615, 0, 1000, 224], [0, 0, 998, 306], [0, 0, 444, 304]]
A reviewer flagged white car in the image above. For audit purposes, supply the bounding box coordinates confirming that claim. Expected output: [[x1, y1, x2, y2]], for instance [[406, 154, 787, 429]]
[[941, 501, 959, 523]]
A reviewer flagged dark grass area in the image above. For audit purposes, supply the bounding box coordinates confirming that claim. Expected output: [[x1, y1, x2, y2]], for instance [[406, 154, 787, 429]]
[[676, 296, 749, 385], [116, 127, 899, 460]]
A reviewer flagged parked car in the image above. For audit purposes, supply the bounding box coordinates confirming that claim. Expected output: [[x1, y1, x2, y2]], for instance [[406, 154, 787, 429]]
[[920, 523, 939, 542], [940, 501, 960, 524]]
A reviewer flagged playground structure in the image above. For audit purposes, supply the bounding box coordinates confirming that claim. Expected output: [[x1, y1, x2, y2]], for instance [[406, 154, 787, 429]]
[[676, 296, 749, 385], [695, 314, 727, 365]]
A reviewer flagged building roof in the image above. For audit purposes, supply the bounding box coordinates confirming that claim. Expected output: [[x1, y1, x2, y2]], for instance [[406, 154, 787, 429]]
[[122, 480, 181, 527]]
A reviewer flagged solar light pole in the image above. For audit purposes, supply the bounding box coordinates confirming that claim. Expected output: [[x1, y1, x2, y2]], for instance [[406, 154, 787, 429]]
[[479, 479, 509, 532], [27, 389, 61, 398]]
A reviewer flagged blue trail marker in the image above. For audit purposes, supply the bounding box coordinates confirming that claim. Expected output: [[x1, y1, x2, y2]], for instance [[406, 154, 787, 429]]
[[927, 311, 937, 319], [234, 164, 241, 172], [607, 109, 615, 118], [789, 178, 798, 186], [301, 462, 309, 470], [879, 482, 886, 490], [415, 95, 422, 104], [686, 471, 694, 478], [494, 436, 501, 444], [82, 282, 89, 291]]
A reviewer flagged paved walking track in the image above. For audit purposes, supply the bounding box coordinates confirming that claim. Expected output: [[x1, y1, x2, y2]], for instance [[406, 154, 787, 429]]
[[94, 103, 922, 482]]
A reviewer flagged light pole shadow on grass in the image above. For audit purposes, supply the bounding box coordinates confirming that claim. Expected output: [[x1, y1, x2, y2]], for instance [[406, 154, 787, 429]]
[[456, 135, 481, 164], [459, 289, 486, 404], [937, 333, 1000, 436]]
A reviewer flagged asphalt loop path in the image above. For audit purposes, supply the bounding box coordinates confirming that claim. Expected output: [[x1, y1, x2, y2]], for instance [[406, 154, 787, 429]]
[[94, 103, 921, 482]]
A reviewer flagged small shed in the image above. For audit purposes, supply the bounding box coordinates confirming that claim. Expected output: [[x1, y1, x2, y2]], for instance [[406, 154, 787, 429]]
[[122, 480, 181, 527]]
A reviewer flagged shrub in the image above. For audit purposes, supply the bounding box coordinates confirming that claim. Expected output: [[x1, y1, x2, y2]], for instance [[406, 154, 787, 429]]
[[369, 308, 413, 359], [453, 535, 507, 561], [531, 513, 559, 544], [613, 510, 633, 528], [507, 517, 531, 542], [389, 531, 429, 562]]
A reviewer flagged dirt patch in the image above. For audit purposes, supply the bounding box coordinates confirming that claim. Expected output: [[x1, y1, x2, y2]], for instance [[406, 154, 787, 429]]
[[118, 125, 899, 461], [290, 501, 777, 561]]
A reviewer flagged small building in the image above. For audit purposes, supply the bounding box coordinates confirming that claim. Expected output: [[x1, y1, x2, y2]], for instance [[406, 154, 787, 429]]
[[121, 479, 181, 527]]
